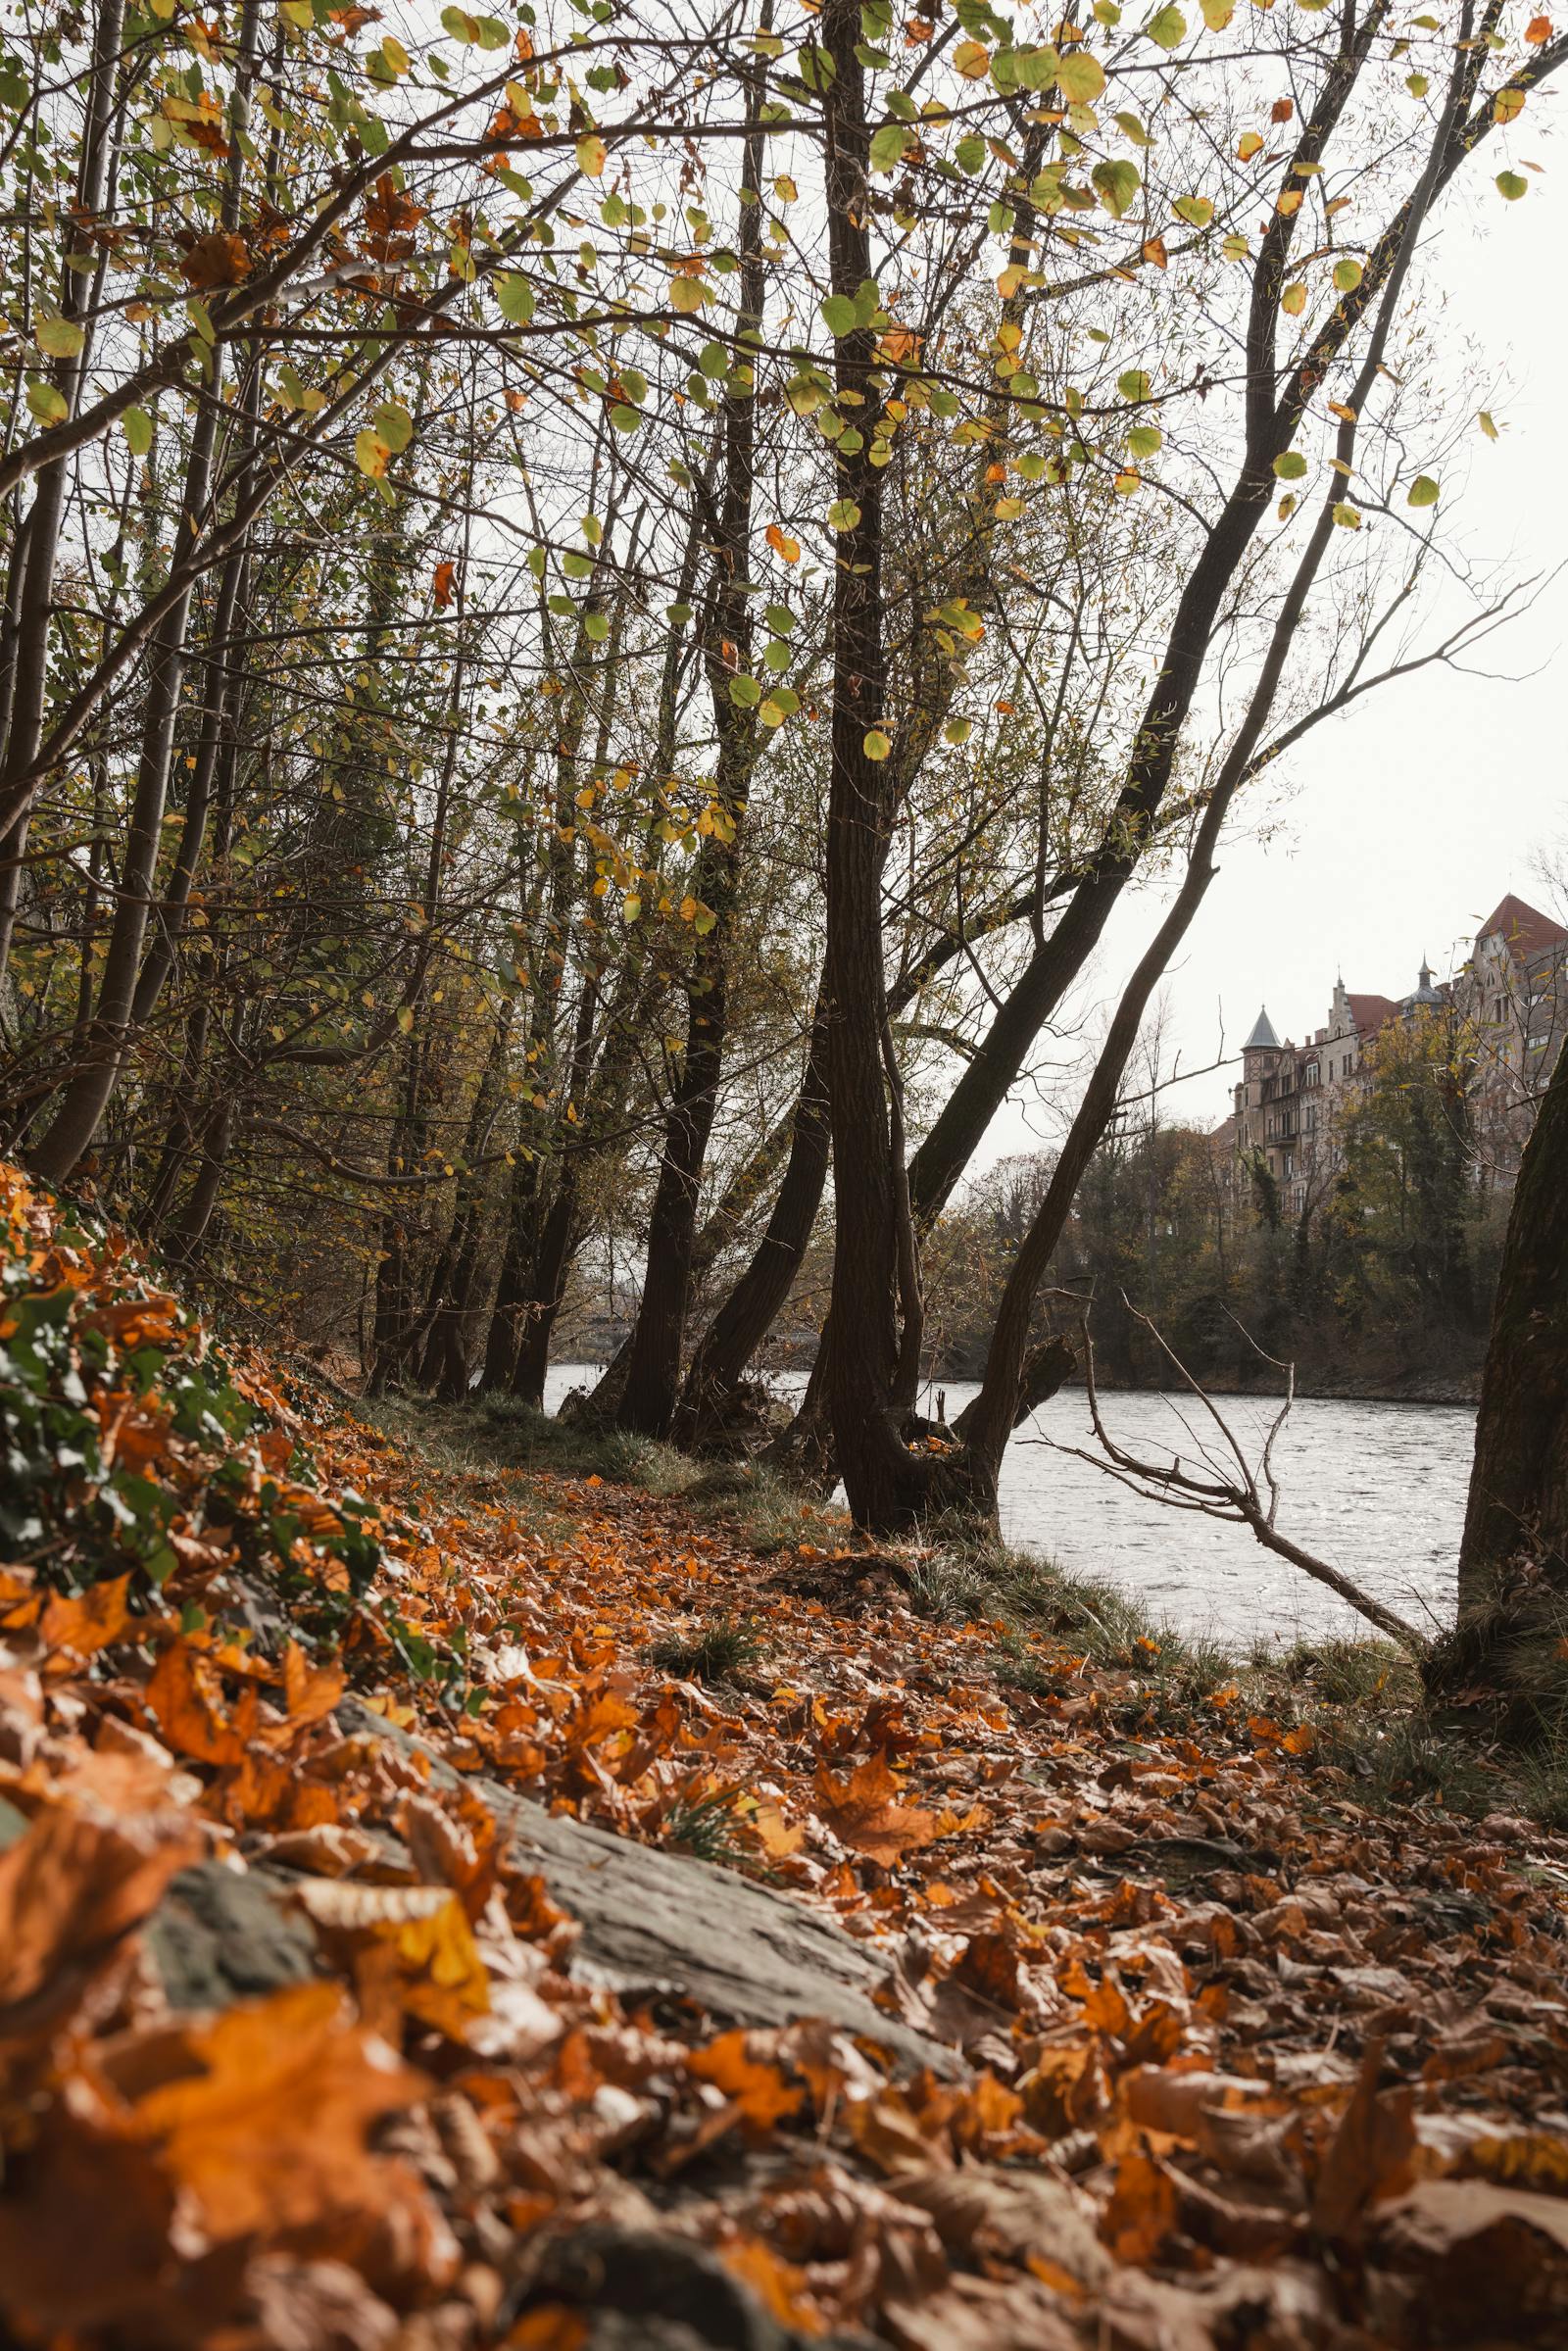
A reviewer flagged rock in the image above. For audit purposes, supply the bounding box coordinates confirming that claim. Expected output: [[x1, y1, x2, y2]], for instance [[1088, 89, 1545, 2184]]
[[337, 1701, 962, 2078], [145, 1860, 320, 2010], [516, 2227, 876, 2351]]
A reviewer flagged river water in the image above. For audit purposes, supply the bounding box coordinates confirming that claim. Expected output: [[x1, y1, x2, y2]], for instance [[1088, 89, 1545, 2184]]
[[542, 1368, 1470, 1653]]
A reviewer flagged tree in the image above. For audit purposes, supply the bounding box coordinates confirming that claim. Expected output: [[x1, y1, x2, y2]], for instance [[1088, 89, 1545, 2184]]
[[1435, 1038, 1568, 1729]]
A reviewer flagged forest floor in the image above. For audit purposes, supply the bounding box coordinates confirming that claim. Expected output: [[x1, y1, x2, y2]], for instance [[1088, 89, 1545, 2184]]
[[6, 1160, 1568, 2350]]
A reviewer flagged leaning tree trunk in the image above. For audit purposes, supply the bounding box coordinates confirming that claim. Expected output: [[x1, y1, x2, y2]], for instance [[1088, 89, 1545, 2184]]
[[1432, 1040, 1568, 1728], [614, 65, 767, 1442]]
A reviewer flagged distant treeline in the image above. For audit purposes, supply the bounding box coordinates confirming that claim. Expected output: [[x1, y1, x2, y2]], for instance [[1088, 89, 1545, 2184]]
[[922, 1015, 1504, 1402]]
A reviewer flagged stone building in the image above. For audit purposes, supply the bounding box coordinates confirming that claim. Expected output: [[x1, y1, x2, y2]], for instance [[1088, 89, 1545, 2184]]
[[1211, 894, 1568, 1223]]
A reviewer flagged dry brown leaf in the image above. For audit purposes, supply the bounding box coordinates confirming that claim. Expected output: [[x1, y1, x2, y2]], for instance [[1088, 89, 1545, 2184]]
[[1311, 2039, 1416, 2238], [38, 1573, 132, 1660], [688, 2030, 805, 2131], [0, 1800, 199, 2020], [145, 1639, 256, 1766], [814, 1752, 940, 1867], [127, 1981, 427, 2240]]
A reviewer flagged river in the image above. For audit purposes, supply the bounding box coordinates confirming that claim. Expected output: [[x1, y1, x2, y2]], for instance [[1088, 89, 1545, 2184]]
[[542, 1369, 1471, 1652]]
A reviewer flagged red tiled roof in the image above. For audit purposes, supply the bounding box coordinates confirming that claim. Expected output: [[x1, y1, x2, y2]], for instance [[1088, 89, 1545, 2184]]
[[1476, 893, 1568, 961], [1347, 993, 1399, 1035]]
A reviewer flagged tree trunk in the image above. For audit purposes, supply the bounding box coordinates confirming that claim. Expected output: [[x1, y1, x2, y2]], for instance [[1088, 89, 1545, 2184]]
[[1454, 1041, 1568, 1618], [675, 1002, 831, 1448], [614, 62, 767, 1440], [0, 0, 125, 993]]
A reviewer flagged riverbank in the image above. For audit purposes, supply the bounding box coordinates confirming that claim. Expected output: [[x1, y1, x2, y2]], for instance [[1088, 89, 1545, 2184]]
[[7, 1162, 1568, 2348]]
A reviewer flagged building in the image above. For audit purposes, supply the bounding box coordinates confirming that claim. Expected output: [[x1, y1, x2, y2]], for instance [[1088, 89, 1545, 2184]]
[[1212, 894, 1568, 1223]]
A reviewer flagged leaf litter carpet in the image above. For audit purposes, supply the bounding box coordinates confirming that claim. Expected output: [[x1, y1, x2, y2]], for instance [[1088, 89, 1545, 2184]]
[[4, 1161, 1568, 2346]]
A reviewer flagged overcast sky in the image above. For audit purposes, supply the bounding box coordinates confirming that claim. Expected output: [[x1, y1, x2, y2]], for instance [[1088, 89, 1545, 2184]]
[[984, 151, 1568, 1167]]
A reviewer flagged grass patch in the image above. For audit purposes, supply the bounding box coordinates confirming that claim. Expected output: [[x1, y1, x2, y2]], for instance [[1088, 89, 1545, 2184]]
[[682, 1459, 836, 1556], [657, 1788, 750, 1866], [649, 1613, 764, 1687]]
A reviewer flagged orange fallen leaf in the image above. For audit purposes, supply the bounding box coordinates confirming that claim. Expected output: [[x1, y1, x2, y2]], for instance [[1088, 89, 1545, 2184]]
[[814, 1752, 940, 1867], [0, 1802, 200, 2016], [127, 1982, 427, 2239], [39, 1573, 132, 1659], [145, 1638, 256, 1766], [688, 2030, 805, 2131]]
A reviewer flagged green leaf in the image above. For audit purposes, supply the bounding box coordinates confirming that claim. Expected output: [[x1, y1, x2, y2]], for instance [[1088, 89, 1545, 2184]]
[[863, 726, 893, 760], [1014, 44, 1059, 91], [1406, 474, 1440, 508], [1055, 49, 1106, 102], [1273, 450, 1307, 480], [122, 406, 154, 456], [955, 132, 986, 173], [1144, 5, 1187, 49], [826, 497, 862, 530], [374, 401, 413, 452], [1333, 501, 1361, 529], [1126, 423, 1162, 458], [945, 717, 972, 745], [495, 272, 534, 324], [1495, 171, 1528, 201], [25, 377, 68, 426], [1092, 158, 1141, 219], [1171, 194, 1214, 229], [728, 672, 761, 707], [820, 293, 857, 337], [584, 611, 610, 640], [1117, 368, 1152, 402], [1332, 256, 1363, 293], [869, 121, 911, 172], [35, 315, 83, 360], [609, 403, 641, 432]]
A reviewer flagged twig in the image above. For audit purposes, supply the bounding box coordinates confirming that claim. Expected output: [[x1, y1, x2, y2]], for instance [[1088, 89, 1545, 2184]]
[[1052, 1299, 1429, 1656]]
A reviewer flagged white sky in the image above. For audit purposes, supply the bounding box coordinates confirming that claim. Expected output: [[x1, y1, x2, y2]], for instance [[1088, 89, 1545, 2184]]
[[985, 151, 1568, 1163]]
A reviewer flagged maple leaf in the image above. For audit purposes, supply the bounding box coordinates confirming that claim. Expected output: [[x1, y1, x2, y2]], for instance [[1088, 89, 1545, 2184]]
[[688, 2029, 805, 2131], [145, 1638, 255, 1765], [814, 1752, 940, 1866], [281, 1638, 345, 1728], [179, 231, 251, 290], [39, 1572, 132, 1659], [125, 1982, 427, 2239]]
